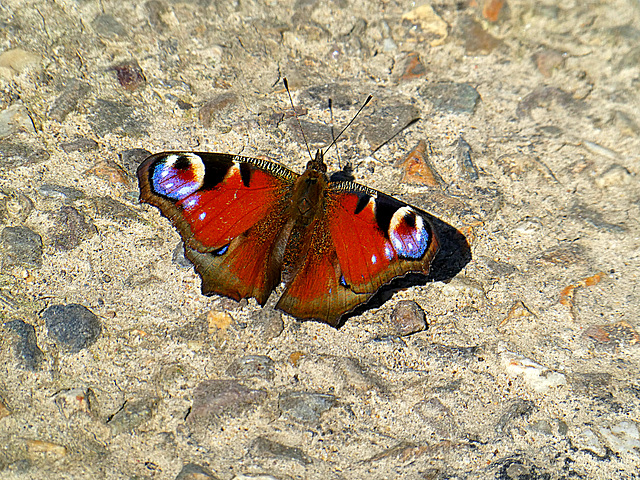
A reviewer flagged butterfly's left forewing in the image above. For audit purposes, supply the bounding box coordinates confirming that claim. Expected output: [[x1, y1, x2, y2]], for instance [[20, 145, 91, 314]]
[[138, 152, 297, 304]]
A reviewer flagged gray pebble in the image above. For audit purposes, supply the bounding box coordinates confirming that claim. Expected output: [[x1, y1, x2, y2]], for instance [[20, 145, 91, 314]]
[[4, 319, 45, 370], [43, 304, 102, 353], [172, 244, 193, 268], [496, 399, 536, 434], [49, 80, 91, 122], [283, 119, 333, 148], [175, 463, 221, 480], [0, 141, 50, 168], [420, 82, 480, 114], [37, 184, 85, 202], [391, 300, 427, 336], [251, 436, 310, 465], [60, 137, 98, 153], [119, 148, 151, 177], [226, 355, 275, 380], [91, 13, 127, 37], [108, 396, 159, 435], [453, 136, 478, 181], [87, 99, 148, 136], [188, 380, 267, 424], [279, 392, 335, 424], [358, 103, 420, 150], [1, 226, 43, 268], [48, 206, 97, 251]]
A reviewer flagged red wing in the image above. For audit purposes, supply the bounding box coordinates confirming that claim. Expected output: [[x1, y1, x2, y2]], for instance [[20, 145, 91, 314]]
[[276, 183, 439, 325], [137, 152, 296, 303], [275, 218, 369, 326], [327, 185, 439, 294]]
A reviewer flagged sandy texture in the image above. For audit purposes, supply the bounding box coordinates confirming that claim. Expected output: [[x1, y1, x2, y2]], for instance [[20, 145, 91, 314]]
[[1, 0, 639, 478]]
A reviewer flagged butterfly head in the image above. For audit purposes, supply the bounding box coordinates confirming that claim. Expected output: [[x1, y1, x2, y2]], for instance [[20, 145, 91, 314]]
[[305, 150, 328, 174]]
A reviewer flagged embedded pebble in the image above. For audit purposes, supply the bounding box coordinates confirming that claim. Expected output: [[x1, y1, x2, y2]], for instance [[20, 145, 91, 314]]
[[0, 104, 36, 138], [199, 93, 238, 128], [396, 140, 445, 187], [226, 355, 275, 380], [1, 190, 34, 223], [119, 148, 152, 176], [391, 300, 427, 336], [43, 304, 102, 353], [86, 160, 130, 185], [569, 428, 607, 457], [598, 421, 640, 455], [91, 13, 127, 37], [420, 82, 480, 114], [595, 164, 632, 188], [111, 60, 146, 91], [25, 439, 68, 458], [4, 319, 45, 370], [283, 119, 332, 147], [496, 399, 535, 434], [251, 437, 310, 465], [49, 81, 91, 122], [37, 184, 85, 202], [172, 244, 193, 268], [0, 48, 42, 78], [453, 135, 478, 181], [0, 141, 50, 167], [0, 226, 43, 268], [500, 348, 567, 393], [299, 83, 358, 110], [187, 380, 267, 424], [253, 308, 284, 340], [91, 196, 142, 222], [401, 4, 448, 47], [358, 104, 420, 150], [54, 387, 95, 419], [175, 463, 221, 480], [516, 86, 584, 119], [87, 99, 148, 136], [0, 396, 9, 420], [108, 397, 159, 435], [584, 320, 639, 346], [60, 137, 98, 153], [278, 392, 335, 423], [532, 49, 565, 77], [48, 206, 97, 251], [397, 52, 428, 82], [458, 16, 502, 54]]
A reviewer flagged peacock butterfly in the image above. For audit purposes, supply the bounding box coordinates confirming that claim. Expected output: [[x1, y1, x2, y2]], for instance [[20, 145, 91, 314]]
[[137, 95, 440, 327]]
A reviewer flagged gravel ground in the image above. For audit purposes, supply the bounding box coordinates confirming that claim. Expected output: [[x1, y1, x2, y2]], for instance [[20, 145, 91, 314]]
[[1, 0, 640, 479]]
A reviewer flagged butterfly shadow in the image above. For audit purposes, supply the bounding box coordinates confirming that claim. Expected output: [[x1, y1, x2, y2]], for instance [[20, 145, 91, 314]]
[[336, 212, 472, 328]]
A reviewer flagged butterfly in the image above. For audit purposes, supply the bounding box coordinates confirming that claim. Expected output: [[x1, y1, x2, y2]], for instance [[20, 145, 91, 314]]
[[137, 95, 440, 326]]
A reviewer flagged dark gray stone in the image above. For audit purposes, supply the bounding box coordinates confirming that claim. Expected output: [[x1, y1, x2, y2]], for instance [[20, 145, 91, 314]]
[[5, 319, 45, 370], [60, 138, 98, 153], [420, 82, 480, 114], [453, 136, 478, 181], [37, 184, 85, 202], [0, 142, 50, 168], [48, 206, 97, 251], [1, 226, 43, 267], [119, 148, 151, 177], [43, 304, 102, 353]]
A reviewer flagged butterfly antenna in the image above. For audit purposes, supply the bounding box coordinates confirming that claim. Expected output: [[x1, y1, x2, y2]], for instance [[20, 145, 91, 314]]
[[328, 98, 344, 168], [283, 78, 314, 162], [325, 94, 373, 157]]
